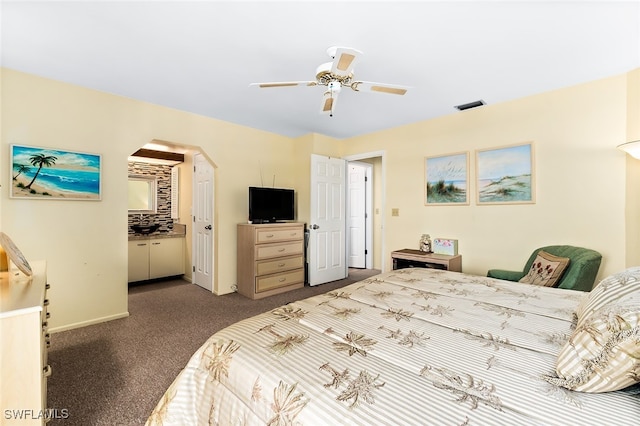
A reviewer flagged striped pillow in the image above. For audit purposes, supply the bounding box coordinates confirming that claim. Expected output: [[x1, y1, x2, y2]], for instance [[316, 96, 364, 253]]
[[545, 267, 640, 392], [575, 267, 640, 326]]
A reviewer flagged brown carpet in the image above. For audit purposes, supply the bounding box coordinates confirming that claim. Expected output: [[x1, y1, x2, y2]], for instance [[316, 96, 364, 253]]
[[47, 269, 379, 426]]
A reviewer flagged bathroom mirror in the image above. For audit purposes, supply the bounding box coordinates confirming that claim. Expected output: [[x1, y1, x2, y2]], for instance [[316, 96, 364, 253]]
[[128, 175, 157, 213]]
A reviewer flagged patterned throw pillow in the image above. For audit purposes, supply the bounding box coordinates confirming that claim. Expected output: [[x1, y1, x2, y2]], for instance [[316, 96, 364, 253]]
[[518, 251, 570, 287], [544, 267, 640, 392], [575, 267, 640, 325]]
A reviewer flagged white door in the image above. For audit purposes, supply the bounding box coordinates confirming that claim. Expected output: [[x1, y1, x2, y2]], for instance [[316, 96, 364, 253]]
[[308, 154, 347, 286], [347, 163, 366, 268], [193, 152, 214, 291]]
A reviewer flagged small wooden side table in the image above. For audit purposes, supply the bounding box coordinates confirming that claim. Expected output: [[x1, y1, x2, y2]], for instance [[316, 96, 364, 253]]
[[391, 249, 462, 272]]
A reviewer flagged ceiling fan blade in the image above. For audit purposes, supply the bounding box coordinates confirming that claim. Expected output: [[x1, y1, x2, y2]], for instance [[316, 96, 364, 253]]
[[249, 81, 317, 88], [320, 90, 339, 116], [329, 47, 362, 77], [350, 81, 409, 95]]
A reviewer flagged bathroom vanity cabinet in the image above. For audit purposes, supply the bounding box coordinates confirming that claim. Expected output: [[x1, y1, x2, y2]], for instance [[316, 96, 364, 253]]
[[128, 235, 185, 282]]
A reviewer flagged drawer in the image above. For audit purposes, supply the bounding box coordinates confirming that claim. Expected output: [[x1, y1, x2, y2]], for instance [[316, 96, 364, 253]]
[[255, 227, 303, 244], [257, 255, 304, 276], [255, 241, 303, 260], [256, 269, 304, 293]]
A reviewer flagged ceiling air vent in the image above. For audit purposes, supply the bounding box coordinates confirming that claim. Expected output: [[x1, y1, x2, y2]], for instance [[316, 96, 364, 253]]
[[455, 100, 485, 111]]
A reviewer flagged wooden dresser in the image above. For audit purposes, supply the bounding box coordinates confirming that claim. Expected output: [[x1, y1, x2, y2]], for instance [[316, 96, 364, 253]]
[[237, 223, 305, 299], [391, 249, 462, 272], [1, 261, 51, 425]]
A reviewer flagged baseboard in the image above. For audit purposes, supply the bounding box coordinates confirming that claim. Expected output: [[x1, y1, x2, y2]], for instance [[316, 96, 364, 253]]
[[49, 311, 130, 333]]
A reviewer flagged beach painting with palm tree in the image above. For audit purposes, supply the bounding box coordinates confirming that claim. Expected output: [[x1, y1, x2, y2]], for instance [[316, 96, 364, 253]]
[[10, 144, 101, 200]]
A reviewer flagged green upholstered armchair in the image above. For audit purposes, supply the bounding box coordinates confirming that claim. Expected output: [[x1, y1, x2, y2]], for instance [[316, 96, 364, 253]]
[[486, 245, 602, 292]]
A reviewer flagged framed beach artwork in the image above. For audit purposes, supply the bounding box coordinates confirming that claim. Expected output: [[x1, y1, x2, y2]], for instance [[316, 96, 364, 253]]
[[10, 144, 102, 200], [476, 142, 535, 205], [425, 151, 469, 205]]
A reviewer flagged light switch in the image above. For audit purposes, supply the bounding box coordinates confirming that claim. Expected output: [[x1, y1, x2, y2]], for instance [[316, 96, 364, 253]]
[[391, 208, 399, 216]]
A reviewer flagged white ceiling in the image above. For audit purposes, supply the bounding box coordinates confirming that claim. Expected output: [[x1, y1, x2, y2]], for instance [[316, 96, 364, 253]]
[[2, 1, 639, 139]]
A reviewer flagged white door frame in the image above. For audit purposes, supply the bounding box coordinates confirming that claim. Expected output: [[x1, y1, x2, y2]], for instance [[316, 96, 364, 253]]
[[343, 150, 386, 272]]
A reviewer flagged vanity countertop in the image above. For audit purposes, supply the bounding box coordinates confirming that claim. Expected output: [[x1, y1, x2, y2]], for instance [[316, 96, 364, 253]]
[[128, 223, 186, 241], [128, 231, 185, 241]]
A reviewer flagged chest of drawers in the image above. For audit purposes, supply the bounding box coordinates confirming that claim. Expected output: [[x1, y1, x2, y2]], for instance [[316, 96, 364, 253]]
[[237, 223, 305, 299], [1, 261, 50, 425]]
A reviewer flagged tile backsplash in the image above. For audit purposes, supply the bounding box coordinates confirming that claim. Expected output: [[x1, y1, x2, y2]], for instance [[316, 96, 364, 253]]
[[128, 161, 175, 234]]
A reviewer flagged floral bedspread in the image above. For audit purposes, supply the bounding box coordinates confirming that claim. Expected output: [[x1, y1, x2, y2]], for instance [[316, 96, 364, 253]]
[[147, 268, 640, 425]]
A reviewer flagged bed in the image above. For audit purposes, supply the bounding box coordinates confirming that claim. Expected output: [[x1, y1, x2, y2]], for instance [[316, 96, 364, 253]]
[[147, 267, 640, 425]]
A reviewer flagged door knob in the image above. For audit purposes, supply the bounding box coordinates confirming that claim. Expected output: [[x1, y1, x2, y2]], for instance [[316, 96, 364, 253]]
[[310, 224, 319, 230], [205, 225, 212, 230]]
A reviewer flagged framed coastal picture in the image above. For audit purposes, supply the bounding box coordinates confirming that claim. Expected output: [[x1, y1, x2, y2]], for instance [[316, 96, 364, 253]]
[[10, 144, 102, 200], [476, 142, 535, 205], [425, 151, 469, 205]]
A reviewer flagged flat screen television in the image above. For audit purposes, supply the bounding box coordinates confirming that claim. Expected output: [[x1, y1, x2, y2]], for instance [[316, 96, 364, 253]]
[[249, 187, 295, 223]]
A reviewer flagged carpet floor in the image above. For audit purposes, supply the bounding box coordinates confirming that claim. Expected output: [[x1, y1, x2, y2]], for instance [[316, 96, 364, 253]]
[[46, 268, 379, 425]]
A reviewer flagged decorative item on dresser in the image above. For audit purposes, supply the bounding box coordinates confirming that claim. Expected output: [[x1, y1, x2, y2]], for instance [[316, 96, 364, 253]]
[[419, 233, 432, 253], [237, 222, 305, 299], [391, 248, 462, 272], [1, 260, 51, 425]]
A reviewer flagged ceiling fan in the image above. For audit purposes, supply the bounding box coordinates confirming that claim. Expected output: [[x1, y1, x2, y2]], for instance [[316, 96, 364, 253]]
[[250, 46, 409, 117]]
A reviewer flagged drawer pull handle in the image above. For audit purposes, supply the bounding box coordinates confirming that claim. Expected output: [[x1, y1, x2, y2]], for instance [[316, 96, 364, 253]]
[[278, 248, 285, 252], [152, 242, 161, 245], [43, 365, 52, 377], [278, 263, 286, 267], [44, 299, 49, 306], [279, 278, 286, 282], [266, 234, 274, 238], [46, 283, 51, 290]]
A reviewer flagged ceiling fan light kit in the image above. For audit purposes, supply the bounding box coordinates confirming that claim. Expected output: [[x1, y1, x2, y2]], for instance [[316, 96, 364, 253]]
[[251, 46, 409, 117]]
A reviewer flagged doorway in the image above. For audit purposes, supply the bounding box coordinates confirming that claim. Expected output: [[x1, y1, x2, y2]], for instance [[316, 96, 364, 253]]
[[345, 151, 385, 273], [347, 161, 373, 269], [126, 142, 216, 292]]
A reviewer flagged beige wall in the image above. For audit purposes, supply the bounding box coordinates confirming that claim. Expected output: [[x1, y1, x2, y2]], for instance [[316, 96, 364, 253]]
[[2, 67, 638, 331], [625, 69, 640, 267], [0, 69, 297, 331], [341, 72, 633, 280]]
